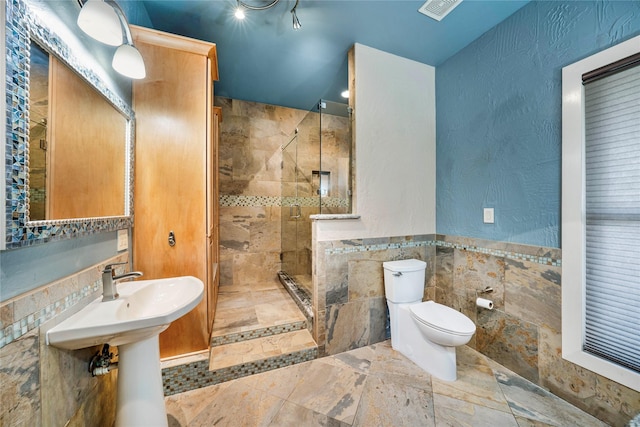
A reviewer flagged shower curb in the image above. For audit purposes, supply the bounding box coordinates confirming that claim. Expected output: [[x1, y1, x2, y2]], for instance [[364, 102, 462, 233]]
[[277, 271, 314, 324]]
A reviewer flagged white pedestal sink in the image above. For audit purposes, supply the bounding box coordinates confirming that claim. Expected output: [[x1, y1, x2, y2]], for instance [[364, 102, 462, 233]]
[[46, 276, 204, 427]]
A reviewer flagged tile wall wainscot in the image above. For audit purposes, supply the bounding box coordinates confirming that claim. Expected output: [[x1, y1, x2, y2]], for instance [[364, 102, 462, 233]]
[[0, 253, 129, 426], [216, 97, 307, 288], [434, 234, 640, 426], [312, 234, 437, 357]]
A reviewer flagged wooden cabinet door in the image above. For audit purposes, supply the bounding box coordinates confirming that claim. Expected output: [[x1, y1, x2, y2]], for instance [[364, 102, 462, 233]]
[[133, 38, 210, 358]]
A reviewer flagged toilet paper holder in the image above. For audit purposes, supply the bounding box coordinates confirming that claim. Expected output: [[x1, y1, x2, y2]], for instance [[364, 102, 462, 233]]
[[475, 286, 493, 296]]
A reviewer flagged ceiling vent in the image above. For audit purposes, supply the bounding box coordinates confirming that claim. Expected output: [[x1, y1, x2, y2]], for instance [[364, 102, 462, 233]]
[[418, 0, 463, 21]]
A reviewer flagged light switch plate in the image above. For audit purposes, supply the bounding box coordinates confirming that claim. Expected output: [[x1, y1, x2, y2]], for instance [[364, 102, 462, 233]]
[[117, 229, 128, 251], [483, 208, 495, 224]]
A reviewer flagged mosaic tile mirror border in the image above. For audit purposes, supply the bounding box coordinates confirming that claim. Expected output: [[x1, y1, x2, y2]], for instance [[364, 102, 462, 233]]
[[3, 0, 134, 250]]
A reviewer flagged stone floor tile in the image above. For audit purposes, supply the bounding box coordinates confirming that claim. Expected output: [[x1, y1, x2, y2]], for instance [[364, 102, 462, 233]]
[[352, 374, 436, 426], [270, 400, 349, 427], [431, 346, 511, 413], [433, 393, 520, 427], [167, 379, 284, 427], [494, 370, 608, 427], [286, 359, 367, 424]]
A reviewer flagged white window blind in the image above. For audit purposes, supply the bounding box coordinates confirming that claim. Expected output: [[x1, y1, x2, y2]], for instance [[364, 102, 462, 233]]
[[583, 63, 640, 373]]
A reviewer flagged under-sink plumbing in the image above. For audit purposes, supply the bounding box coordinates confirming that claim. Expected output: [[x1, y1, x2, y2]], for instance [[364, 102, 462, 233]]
[[89, 344, 118, 376], [102, 262, 143, 302]]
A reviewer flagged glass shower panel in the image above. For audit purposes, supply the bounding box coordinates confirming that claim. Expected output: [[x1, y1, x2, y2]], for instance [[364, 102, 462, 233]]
[[280, 108, 319, 296], [319, 100, 352, 214], [279, 100, 352, 324], [281, 132, 298, 278]]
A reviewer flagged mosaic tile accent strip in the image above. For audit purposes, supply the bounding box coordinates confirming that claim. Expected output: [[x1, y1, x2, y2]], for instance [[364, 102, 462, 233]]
[[219, 195, 281, 207], [436, 240, 562, 267], [162, 347, 318, 396], [0, 254, 128, 349], [0, 279, 102, 349], [282, 196, 349, 209], [277, 271, 314, 324], [325, 239, 437, 255], [3, 0, 134, 250], [210, 320, 308, 347], [324, 238, 561, 267], [219, 194, 350, 209]]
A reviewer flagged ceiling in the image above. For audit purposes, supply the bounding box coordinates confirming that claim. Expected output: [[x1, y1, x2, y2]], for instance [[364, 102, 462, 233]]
[[134, 0, 530, 111], [30, 0, 531, 112]]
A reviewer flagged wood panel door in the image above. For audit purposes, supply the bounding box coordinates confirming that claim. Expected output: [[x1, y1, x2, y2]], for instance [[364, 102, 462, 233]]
[[132, 30, 215, 358]]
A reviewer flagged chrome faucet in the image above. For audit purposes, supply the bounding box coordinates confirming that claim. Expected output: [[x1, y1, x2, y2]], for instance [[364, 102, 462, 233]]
[[102, 262, 143, 302]]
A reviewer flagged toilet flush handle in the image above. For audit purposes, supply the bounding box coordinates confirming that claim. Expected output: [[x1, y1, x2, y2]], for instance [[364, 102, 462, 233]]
[[393, 272, 403, 277]]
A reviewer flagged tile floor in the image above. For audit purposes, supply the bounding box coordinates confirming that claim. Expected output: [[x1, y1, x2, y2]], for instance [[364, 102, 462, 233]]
[[211, 280, 307, 338], [206, 278, 316, 375], [166, 340, 607, 427]]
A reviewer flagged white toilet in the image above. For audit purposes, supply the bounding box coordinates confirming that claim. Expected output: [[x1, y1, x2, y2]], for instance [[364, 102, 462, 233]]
[[383, 259, 476, 381]]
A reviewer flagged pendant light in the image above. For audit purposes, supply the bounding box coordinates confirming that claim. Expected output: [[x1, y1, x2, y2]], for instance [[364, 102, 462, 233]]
[[77, 0, 122, 46], [77, 0, 146, 79]]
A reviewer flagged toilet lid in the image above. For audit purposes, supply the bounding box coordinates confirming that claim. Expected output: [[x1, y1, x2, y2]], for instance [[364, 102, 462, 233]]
[[409, 301, 476, 336], [383, 259, 427, 272]]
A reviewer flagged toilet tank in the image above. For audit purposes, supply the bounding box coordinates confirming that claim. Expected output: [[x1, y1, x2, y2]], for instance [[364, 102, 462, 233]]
[[383, 259, 427, 303]]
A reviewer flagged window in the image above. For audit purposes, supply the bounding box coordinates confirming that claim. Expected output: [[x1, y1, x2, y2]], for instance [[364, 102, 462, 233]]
[[562, 35, 640, 393]]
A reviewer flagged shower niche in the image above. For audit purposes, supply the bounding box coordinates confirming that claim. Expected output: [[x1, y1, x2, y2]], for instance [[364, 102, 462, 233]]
[[279, 100, 352, 320]]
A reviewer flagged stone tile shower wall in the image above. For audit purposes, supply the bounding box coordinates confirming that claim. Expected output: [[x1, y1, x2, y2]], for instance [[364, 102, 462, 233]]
[[0, 253, 128, 426], [217, 97, 307, 288], [433, 235, 639, 426], [216, 97, 351, 289]]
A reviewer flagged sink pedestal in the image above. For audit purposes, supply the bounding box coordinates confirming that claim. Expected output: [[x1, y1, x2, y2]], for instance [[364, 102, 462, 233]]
[[116, 335, 167, 427], [45, 276, 205, 426]]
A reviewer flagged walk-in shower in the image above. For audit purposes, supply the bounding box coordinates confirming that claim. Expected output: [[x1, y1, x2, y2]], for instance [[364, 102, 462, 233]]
[[278, 100, 352, 323]]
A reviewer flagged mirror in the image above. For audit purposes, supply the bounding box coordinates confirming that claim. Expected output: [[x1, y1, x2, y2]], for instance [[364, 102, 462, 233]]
[[29, 41, 49, 221], [29, 40, 128, 221], [3, 0, 134, 250]]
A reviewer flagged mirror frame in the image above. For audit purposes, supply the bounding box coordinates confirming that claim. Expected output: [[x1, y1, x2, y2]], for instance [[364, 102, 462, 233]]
[[3, 0, 135, 250]]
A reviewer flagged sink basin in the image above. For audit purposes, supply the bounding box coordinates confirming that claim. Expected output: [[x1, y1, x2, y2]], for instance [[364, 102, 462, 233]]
[[46, 275, 204, 427], [46, 276, 204, 350]]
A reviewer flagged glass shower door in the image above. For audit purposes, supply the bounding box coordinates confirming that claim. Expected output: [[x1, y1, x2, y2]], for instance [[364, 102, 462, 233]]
[[281, 131, 300, 279], [279, 100, 352, 324], [280, 103, 320, 297]]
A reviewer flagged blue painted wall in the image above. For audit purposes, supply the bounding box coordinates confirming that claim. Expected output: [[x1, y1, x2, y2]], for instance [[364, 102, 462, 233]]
[[0, 231, 125, 301], [435, 0, 640, 248]]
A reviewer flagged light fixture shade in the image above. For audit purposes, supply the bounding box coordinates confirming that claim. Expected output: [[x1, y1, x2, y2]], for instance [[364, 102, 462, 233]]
[[77, 0, 123, 46], [112, 44, 146, 79], [291, 9, 301, 30]]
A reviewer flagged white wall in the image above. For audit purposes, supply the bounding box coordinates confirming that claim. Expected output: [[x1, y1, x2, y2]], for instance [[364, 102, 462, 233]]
[[315, 43, 436, 241]]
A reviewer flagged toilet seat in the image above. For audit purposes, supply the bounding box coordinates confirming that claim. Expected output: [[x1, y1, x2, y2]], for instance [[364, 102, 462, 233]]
[[409, 301, 476, 336]]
